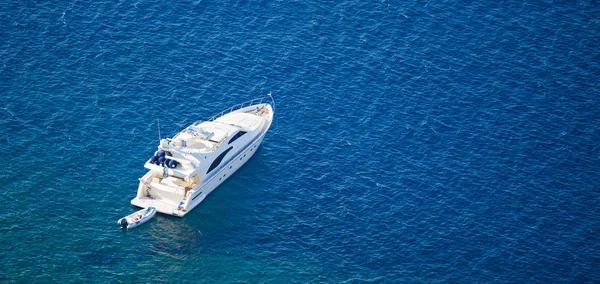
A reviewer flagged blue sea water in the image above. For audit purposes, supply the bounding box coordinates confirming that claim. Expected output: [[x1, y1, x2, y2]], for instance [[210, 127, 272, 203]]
[[1, 0, 600, 282]]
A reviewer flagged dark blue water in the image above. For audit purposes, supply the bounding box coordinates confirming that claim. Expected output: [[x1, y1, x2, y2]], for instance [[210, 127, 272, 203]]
[[2, 0, 599, 282]]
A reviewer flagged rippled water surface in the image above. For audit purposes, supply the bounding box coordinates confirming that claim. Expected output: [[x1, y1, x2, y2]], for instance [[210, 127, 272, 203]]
[[1, 0, 599, 282]]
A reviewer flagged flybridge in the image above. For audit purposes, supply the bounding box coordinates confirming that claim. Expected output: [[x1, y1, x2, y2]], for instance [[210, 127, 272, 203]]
[[187, 126, 213, 139], [166, 121, 235, 153]]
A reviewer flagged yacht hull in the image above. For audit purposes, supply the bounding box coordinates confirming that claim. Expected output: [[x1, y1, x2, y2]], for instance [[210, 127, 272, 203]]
[[184, 134, 266, 214], [131, 134, 266, 217], [130, 100, 273, 217]]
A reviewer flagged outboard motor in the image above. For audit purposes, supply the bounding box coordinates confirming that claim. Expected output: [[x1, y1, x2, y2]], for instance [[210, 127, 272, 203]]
[[120, 219, 128, 228], [158, 156, 166, 166]]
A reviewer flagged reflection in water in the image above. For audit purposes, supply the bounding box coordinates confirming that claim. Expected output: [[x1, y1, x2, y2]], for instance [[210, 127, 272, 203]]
[[143, 216, 203, 273]]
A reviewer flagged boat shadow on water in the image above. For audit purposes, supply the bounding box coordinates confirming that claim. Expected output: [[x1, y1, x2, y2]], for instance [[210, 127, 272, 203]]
[[136, 214, 203, 261]]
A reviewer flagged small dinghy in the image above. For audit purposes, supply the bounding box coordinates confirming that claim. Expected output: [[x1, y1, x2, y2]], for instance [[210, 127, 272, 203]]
[[118, 207, 156, 229]]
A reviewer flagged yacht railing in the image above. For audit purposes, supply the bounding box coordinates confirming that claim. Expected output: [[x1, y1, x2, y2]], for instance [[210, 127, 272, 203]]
[[208, 97, 267, 122], [173, 94, 274, 140]]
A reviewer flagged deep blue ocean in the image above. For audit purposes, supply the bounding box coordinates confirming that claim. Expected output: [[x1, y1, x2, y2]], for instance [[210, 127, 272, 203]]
[[1, 0, 599, 282]]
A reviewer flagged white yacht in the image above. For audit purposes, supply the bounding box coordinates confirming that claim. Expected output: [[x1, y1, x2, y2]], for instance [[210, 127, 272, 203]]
[[131, 97, 274, 217]]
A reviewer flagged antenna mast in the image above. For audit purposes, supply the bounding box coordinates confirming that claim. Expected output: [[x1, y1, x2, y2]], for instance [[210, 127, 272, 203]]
[[157, 119, 161, 141]]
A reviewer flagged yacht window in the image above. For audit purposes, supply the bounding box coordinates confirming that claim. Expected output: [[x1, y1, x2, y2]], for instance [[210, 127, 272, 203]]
[[207, 146, 233, 174], [228, 131, 247, 145]]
